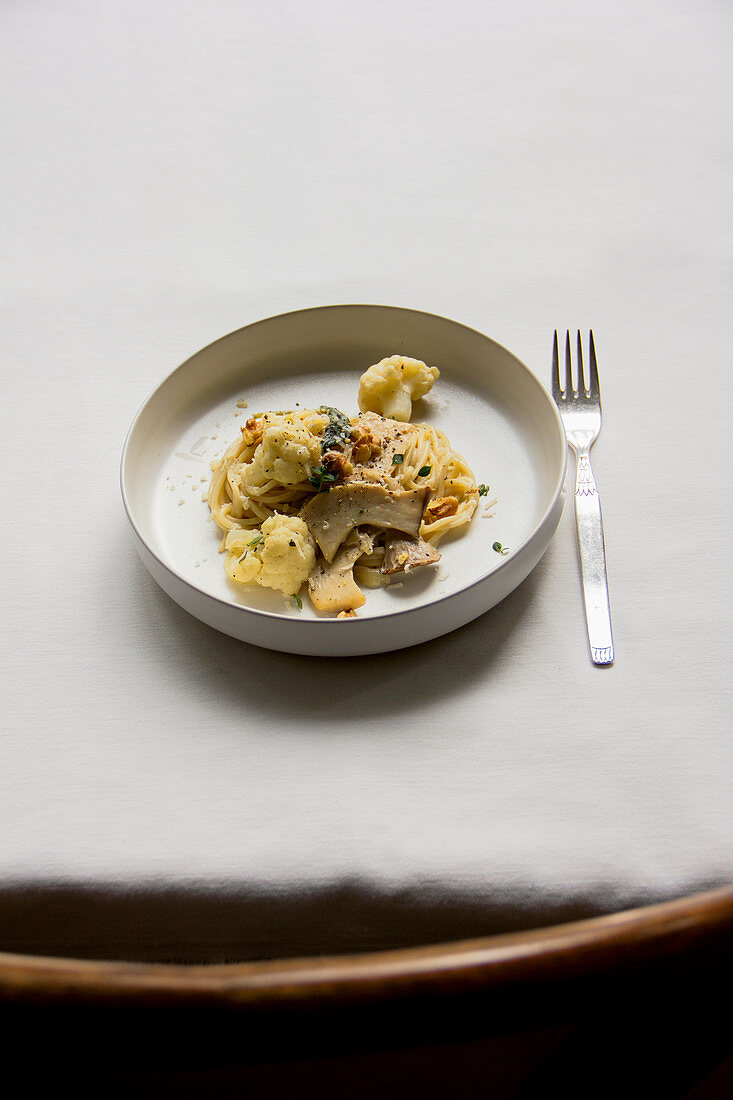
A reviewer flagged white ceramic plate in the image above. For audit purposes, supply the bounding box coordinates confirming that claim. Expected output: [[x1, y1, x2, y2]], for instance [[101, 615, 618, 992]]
[[121, 305, 566, 655]]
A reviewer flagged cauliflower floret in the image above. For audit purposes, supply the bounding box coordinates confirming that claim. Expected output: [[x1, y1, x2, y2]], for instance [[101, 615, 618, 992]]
[[357, 356, 440, 422], [223, 534, 263, 586], [243, 414, 322, 490], [224, 514, 317, 595]]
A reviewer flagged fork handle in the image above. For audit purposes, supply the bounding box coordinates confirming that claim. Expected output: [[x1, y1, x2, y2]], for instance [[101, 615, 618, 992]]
[[573, 451, 615, 665]]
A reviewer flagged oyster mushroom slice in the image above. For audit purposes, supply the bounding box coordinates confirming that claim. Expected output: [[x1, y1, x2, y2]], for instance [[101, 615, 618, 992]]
[[308, 532, 375, 613], [349, 413, 417, 480], [301, 483, 430, 562], [381, 533, 441, 575]]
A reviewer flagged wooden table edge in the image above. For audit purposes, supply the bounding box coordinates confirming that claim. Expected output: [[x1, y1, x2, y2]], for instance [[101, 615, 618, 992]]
[[1, 885, 731, 1008]]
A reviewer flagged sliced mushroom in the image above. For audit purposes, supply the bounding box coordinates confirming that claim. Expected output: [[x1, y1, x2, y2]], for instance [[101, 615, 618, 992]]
[[308, 532, 374, 613], [347, 413, 417, 483], [381, 533, 441, 575], [301, 482, 430, 562]]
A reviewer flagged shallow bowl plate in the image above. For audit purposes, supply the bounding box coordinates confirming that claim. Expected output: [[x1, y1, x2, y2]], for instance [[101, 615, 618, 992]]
[[121, 305, 566, 655]]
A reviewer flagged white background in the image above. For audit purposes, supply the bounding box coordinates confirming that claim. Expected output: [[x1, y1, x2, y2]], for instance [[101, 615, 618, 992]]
[[2, 0, 731, 956]]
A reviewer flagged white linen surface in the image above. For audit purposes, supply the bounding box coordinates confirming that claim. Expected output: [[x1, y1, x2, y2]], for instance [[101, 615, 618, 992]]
[[1, 0, 731, 958]]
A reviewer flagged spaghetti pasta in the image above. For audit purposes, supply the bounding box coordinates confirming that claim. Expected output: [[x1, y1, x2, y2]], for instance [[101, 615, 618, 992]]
[[206, 357, 483, 614]]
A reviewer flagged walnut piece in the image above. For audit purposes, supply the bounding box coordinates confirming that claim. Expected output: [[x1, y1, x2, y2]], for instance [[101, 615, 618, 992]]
[[350, 427, 383, 465], [321, 450, 354, 480], [424, 495, 459, 523]]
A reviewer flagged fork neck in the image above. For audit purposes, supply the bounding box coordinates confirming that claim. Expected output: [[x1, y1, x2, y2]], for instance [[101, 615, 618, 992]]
[[568, 436, 595, 458]]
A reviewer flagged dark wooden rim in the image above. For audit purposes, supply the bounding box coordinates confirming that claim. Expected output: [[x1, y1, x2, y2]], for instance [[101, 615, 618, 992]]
[[1, 887, 731, 1008]]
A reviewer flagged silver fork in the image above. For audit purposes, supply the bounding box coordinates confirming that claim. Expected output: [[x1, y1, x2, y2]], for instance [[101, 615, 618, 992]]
[[552, 330, 615, 665]]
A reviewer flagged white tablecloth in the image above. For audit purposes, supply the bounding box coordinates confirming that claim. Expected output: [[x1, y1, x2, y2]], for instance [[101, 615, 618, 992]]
[[2, 0, 731, 961]]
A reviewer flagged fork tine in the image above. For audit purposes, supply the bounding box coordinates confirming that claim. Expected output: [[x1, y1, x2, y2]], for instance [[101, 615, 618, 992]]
[[576, 330, 587, 394], [551, 330, 563, 399], [565, 330, 575, 395], [587, 329, 600, 401]]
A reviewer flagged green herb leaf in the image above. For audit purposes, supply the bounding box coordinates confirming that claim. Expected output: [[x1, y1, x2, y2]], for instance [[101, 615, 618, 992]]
[[478, 484, 491, 496], [247, 533, 264, 548], [418, 465, 432, 477], [493, 541, 509, 555], [318, 406, 352, 453], [392, 453, 404, 465], [309, 466, 339, 493], [293, 593, 303, 609]]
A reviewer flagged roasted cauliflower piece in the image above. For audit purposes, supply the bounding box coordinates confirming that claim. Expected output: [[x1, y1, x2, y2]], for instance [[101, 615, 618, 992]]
[[357, 355, 440, 422], [223, 514, 316, 595], [243, 413, 322, 490]]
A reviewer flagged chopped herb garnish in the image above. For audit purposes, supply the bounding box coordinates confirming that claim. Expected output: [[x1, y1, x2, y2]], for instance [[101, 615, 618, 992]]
[[493, 541, 509, 555], [478, 484, 491, 496], [418, 465, 432, 477], [392, 453, 404, 465], [309, 465, 339, 493], [318, 406, 352, 453], [247, 533, 264, 548], [292, 593, 303, 610], [357, 508, 364, 514]]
